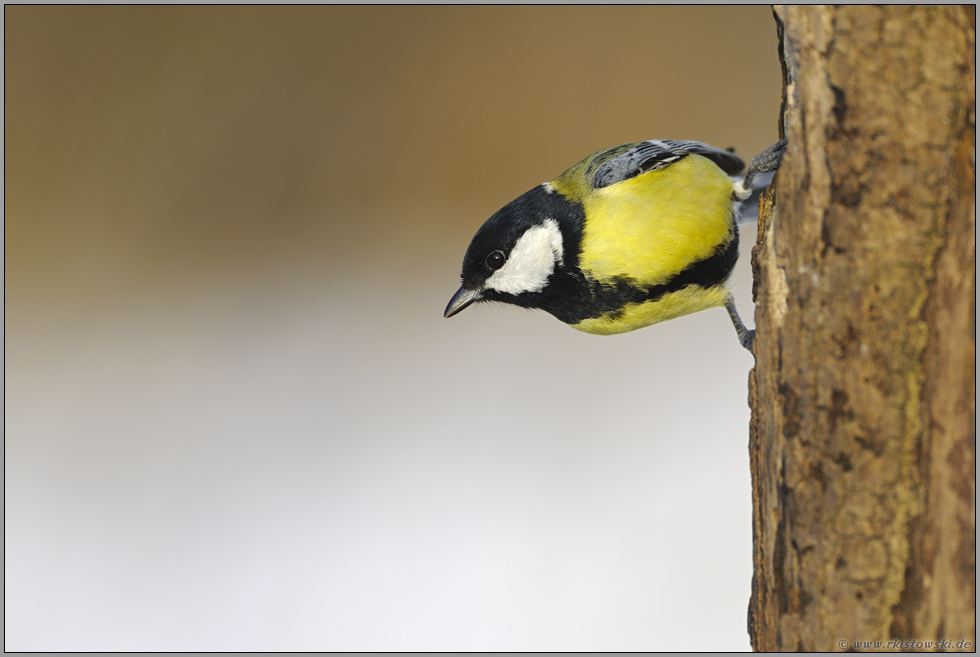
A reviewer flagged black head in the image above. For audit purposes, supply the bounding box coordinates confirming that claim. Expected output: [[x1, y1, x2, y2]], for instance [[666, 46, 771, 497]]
[[444, 184, 586, 318]]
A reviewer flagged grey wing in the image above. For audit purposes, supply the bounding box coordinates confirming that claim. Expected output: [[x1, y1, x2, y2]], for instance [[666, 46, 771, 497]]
[[591, 139, 746, 189]]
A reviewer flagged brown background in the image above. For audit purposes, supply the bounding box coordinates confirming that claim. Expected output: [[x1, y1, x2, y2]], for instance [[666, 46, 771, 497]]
[[6, 7, 781, 650]]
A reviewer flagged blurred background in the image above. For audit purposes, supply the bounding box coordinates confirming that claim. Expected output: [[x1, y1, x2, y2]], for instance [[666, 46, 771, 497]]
[[5, 6, 781, 651]]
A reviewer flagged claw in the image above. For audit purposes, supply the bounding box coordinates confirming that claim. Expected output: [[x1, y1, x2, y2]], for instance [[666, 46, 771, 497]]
[[741, 139, 787, 191]]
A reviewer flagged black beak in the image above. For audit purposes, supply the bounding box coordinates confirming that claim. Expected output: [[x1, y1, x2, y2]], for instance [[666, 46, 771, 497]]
[[444, 286, 483, 318]]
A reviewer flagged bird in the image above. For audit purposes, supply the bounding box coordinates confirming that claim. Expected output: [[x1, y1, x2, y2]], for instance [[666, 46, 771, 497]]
[[444, 139, 787, 351]]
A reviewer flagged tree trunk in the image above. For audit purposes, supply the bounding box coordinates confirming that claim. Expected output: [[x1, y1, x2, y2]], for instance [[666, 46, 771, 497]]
[[749, 6, 975, 652]]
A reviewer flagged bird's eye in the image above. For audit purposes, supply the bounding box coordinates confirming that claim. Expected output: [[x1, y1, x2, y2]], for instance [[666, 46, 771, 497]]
[[485, 250, 506, 270]]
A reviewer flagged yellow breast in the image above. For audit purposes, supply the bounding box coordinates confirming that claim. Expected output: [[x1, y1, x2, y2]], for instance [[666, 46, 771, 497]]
[[562, 153, 738, 335], [577, 154, 735, 286]]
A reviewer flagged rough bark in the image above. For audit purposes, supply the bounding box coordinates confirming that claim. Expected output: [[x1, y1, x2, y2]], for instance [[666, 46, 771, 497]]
[[749, 6, 975, 652]]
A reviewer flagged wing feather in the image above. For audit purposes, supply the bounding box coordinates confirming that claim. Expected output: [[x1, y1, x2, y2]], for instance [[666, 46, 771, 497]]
[[591, 139, 745, 189]]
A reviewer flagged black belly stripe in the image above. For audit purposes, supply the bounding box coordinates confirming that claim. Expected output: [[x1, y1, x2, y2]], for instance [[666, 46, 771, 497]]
[[641, 224, 739, 303], [534, 226, 740, 324]]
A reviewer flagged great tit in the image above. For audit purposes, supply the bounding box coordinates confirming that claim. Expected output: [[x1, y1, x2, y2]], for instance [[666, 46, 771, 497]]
[[444, 139, 786, 350]]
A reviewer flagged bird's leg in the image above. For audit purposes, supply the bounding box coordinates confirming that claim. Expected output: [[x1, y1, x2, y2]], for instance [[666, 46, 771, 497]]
[[735, 139, 788, 198], [726, 295, 755, 352], [727, 140, 786, 348]]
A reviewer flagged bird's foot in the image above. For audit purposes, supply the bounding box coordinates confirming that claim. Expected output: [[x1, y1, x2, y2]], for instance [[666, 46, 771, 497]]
[[740, 139, 787, 193]]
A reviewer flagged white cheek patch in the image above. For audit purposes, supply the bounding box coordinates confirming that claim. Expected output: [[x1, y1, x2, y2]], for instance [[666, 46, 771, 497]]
[[485, 219, 564, 295]]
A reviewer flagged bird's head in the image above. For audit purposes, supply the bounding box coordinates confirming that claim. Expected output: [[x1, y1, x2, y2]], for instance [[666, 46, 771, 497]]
[[444, 184, 585, 319]]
